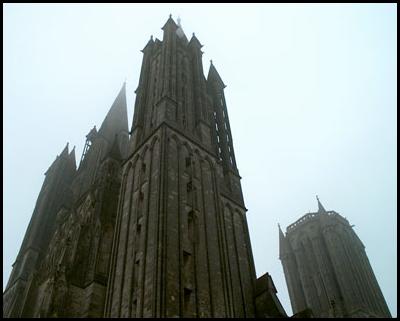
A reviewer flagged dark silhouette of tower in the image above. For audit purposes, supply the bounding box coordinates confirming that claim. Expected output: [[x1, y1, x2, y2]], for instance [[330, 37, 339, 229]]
[[3, 81, 129, 318], [3, 16, 286, 318], [279, 197, 391, 318], [104, 15, 257, 318]]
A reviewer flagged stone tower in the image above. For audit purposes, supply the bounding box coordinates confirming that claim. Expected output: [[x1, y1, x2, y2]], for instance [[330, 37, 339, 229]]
[[4, 16, 286, 318], [279, 197, 391, 318], [104, 16, 257, 317], [3, 82, 129, 318]]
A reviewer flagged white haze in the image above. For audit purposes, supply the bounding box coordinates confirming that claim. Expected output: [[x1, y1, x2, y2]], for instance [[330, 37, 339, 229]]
[[3, 4, 397, 316]]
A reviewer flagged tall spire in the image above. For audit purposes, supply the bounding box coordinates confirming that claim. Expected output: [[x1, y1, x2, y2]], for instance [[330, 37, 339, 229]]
[[316, 195, 326, 213], [98, 82, 129, 143]]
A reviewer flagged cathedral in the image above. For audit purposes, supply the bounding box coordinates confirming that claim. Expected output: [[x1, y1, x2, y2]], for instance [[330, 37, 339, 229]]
[[3, 16, 287, 318], [279, 197, 392, 318]]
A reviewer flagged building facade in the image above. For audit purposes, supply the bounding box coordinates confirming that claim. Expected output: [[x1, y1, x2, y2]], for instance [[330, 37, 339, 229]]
[[3, 16, 286, 318], [279, 197, 392, 318]]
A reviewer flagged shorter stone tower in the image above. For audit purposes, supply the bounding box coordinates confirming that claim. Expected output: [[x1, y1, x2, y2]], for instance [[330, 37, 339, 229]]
[[279, 197, 391, 318]]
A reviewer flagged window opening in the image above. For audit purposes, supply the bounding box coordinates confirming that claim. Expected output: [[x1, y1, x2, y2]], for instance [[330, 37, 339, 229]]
[[185, 157, 191, 168], [187, 181, 193, 193]]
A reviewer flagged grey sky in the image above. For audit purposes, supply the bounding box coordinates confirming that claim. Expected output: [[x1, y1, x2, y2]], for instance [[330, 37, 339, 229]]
[[3, 4, 397, 316]]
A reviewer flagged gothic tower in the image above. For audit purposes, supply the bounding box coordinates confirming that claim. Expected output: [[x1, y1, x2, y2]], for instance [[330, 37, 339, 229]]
[[3, 84, 129, 318], [4, 16, 287, 318], [104, 16, 257, 317], [279, 197, 392, 318]]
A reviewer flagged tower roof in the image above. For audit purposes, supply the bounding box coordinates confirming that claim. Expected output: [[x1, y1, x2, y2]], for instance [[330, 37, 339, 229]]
[[188, 32, 203, 49], [98, 82, 129, 143], [60, 142, 69, 158], [45, 142, 69, 175], [141, 35, 154, 52], [207, 61, 226, 89], [161, 14, 178, 31]]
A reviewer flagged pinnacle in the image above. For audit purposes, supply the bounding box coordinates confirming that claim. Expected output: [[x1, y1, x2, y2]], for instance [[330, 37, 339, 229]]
[[207, 62, 226, 89], [316, 195, 326, 213], [60, 142, 69, 157], [162, 14, 178, 31]]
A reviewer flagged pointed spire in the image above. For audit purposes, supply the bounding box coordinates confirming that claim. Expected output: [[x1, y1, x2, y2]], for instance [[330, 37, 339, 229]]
[[98, 82, 129, 144], [207, 61, 226, 89], [188, 32, 203, 49], [45, 143, 68, 175], [60, 142, 69, 158], [141, 34, 155, 52], [316, 195, 326, 213], [161, 14, 178, 31]]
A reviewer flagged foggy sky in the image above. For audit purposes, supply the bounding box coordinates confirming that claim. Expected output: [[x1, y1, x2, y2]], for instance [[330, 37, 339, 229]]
[[3, 4, 397, 316]]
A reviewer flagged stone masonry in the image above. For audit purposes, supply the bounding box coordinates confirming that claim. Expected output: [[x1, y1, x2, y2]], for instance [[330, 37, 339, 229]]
[[279, 197, 392, 318], [3, 16, 286, 318]]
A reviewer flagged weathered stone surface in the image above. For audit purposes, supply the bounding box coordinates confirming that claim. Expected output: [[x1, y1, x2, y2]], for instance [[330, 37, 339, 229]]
[[4, 16, 286, 318], [279, 199, 392, 318]]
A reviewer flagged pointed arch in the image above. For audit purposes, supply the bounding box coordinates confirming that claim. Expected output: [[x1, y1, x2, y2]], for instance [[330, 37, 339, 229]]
[[169, 132, 182, 149], [203, 154, 215, 171], [122, 158, 133, 179], [180, 142, 192, 174], [182, 141, 193, 155], [149, 135, 160, 150], [224, 202, 234, 213], [141, 145, 150, 160]]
